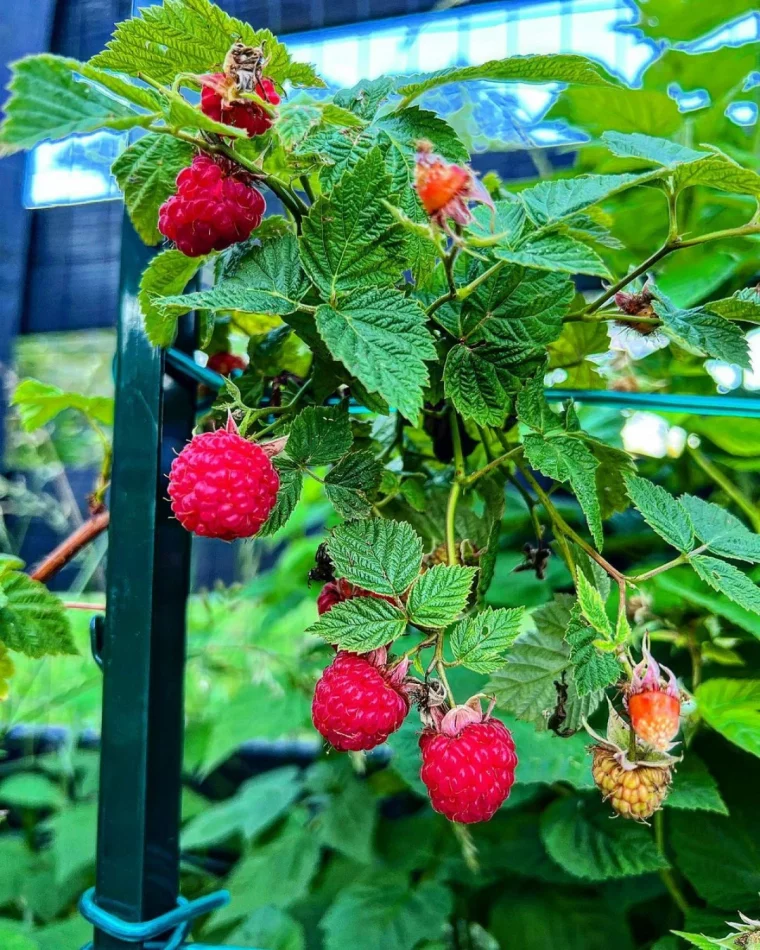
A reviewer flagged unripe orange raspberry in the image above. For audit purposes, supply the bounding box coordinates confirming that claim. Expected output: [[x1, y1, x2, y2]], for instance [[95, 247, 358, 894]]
[[591, 746, 671, 821]]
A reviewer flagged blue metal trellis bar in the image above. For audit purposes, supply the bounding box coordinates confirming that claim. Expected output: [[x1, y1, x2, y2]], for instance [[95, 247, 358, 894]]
[[166, 347, 760, 419]]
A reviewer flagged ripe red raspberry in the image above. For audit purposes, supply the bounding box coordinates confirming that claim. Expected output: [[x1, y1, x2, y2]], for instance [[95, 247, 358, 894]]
[[158, 153, 265, 257], [419, 701, 517, 823], [201, 73, 280, 137], [625, 646, 681, 751], [206, 351, 248, 377], [312, 648, 410, 752], [168, 418, 279, 540], [316, 578, 393, 616], [414, 140, 493, 228]]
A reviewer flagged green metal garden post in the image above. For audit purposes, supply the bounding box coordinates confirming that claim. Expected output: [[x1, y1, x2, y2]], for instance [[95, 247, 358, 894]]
[[91, 217, 196, 950]]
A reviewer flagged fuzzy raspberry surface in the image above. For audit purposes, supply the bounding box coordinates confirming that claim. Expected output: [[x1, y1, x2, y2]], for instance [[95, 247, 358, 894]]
[[312, 652, 409, 752], [629, 691, 681, 751], [158, 154, 265, 257], [201, 74, 280, 137], [206, 351, 248, 377], [419, 719, 517, 823], [168, 427, 279, 540]]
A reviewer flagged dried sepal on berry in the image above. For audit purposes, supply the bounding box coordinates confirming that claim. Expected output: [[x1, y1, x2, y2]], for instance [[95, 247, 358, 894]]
[[586, 705, 678, 822], [729, 907, 760, 948], [414, 141, 493, 229], [200, 43, 281, 138], [624, 645, 682, 751], [419, 695, 518, 824], [609, 279, 668, 359], [311, 646, 411, 752]]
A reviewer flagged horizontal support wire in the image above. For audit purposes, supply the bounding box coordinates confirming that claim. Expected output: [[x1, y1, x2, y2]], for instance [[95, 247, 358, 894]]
[[79, 889, 236, 950], [167, 348, 760, 419]]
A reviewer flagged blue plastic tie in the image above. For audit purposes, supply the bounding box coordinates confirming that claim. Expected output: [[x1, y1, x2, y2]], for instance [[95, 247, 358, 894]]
[[79, 887, 230, 949]]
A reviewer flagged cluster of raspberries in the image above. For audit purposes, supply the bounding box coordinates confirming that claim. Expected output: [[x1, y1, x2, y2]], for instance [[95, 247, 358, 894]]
[[157, 70, 280, 257], [311, 586, 518, 824]]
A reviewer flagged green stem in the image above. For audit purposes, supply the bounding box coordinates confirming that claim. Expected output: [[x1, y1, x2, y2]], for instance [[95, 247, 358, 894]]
[[434, 634, 456, 707], [147, 123, 307, 221], [518, 463, 625, 583], [585, 241, 672, 315], [585, 220, 760, 315], [462, 446, 523, 487], [446, 413, 466, 566], [299, 175, 316, 204], [628, 544, 709, 584], [655, 811, 690, 915], [687, 444, 760, 532]]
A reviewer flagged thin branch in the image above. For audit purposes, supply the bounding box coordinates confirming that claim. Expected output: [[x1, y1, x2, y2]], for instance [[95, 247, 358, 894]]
[[518, 463, 625, 583], [30, 512, 111, 585], [687, 444, 760, 532], [584, 220, 760, 316], [462, 445, 523, 487]]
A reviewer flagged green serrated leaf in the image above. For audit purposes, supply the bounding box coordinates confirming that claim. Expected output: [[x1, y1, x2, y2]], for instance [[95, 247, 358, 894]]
[[156, 234, 309, 319], [674, 150, 760, 199], [286, 406, 353, 467], [334, 77, 396, 121], [487, 595, 603, 730], [494, 233, 612, 279], [258, 458, 303, 538], [708, 287, 760, 324], [516, 377, 563, 434], [227, 908, 305, 950], [300, 148, 407, 297], [671, 804, 760, 908], [695, 678, 760, 759], [138, 249, 205, 346], [306, 596, 407, 652], [459, 264, 574, 358], [327, 519, 423, 596], [204, 819, 319, 930], [316, 288, 436, 423], [665, 755, 728, 814], [586, 439, 635, 520], [0, 572, 77, 658], [680, 495, 760, 564], [324, 450, 383, 520], [11, 380, 113, 431], [396, 53, 616, 105], [443, 344, 516, 426], [112, 133, 194, 246], [601, 131, 708, 167], [467, 199, 526, 246], [295, 124, 380, 189], [0, 54, 150, 156], [317, 779, 377, 864], [654, 299, 750, 369], [520, 171, 662, 227], [91, 0, 322, 89], [449, 606, 524, 674], [524, 434, 603, 549], [320, 876, 452, 950], [575, 569, 613, 639], [406, 564, 477, 628], [690, 556, 760, 616], [547, 85, 682, 138], [564, 603, 621, 696], [540, 795, 670, 882], [670, 933, 726, 950], [624, 474, 694, 553]]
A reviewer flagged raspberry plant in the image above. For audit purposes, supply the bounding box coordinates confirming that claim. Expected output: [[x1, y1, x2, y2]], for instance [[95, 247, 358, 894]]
[[2, 0, 760, 939]]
